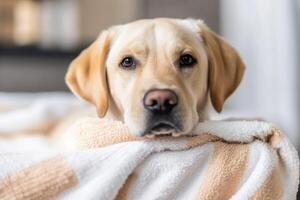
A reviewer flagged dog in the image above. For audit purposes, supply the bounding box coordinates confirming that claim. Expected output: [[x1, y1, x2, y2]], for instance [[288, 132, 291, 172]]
[[65, 18, 245, 137]]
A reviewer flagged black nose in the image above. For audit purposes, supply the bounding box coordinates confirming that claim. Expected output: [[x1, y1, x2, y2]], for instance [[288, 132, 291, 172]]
[[143, 89, 178, 114]]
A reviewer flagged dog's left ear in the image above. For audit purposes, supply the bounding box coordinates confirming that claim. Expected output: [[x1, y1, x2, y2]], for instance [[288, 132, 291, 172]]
[[65, 30, 112, 117], [199, 22, 245, 113]]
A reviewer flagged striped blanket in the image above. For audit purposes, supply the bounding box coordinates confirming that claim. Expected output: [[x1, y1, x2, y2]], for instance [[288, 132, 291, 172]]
[[0, 93, 299, 199]]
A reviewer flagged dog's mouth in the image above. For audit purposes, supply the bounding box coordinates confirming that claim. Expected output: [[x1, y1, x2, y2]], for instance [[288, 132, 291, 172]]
[[151, 122, 175, 134], [144, 121, 181, 138]]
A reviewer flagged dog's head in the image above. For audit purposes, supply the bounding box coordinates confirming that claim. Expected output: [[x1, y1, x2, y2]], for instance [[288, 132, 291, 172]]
[[66, 18, 245, 136]]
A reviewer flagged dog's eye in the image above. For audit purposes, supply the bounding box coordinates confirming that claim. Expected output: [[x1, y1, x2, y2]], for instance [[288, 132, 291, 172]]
[[120, 56, 136, 69], [179, 54, 196, 67]]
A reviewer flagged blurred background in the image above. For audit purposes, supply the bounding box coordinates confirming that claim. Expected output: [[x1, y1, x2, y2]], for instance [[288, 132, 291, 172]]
[[0, 0, 299, 149]]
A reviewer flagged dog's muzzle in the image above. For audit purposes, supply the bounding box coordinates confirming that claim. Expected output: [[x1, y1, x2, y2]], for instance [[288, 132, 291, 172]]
[[142, 89, 182, 137]]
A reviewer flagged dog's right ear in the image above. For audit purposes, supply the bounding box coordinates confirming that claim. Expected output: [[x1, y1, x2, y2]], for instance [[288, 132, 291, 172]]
[[65, 31, 112, 117]]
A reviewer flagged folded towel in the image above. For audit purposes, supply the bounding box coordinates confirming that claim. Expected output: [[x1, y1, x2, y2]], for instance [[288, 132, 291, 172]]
[[0, 117, 299, 200], [0, 92, 83, 134]]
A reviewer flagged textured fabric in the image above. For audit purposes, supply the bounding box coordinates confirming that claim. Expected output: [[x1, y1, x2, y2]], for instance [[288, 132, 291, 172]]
[[0, 117, 298, 200], [0, 94, 298, 199]]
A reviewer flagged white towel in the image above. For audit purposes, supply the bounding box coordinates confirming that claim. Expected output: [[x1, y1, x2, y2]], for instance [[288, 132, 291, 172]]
[[0, 116, 298, 200]]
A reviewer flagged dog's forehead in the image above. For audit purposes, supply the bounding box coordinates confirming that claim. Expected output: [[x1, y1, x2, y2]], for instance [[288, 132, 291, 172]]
[[112, 18, 201, 49]]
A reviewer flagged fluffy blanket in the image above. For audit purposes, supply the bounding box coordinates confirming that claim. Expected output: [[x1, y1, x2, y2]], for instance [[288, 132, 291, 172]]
[[0, 93, 299, 200]]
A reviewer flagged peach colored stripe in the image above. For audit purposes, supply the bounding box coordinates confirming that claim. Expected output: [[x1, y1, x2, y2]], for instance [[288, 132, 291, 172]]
[[71, 118, 142, 149], [0, 156, 78, 200], [0, 122, 55, 139], [196, 142, 248, 200], [75, 126, 141, 149], [250, 167, 283, 200], [0, 105, 14, 113], [187, 134, 220, 148]]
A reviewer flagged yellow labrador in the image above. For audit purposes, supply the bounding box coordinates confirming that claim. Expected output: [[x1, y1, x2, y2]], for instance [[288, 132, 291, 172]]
[[65, 18, 245, 137]]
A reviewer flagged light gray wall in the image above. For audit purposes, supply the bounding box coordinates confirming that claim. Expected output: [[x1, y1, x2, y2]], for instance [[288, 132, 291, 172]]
[[0, 56, 69, 91], [144, 0, 219, 32]]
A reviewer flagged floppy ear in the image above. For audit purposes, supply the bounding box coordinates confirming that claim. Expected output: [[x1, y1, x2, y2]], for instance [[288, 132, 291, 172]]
[[200, 23, 245, 113], [65, 31, 112, 117]]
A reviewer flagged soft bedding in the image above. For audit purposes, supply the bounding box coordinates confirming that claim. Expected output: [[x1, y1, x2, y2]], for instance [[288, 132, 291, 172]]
[[0, 93, 298, 200]]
